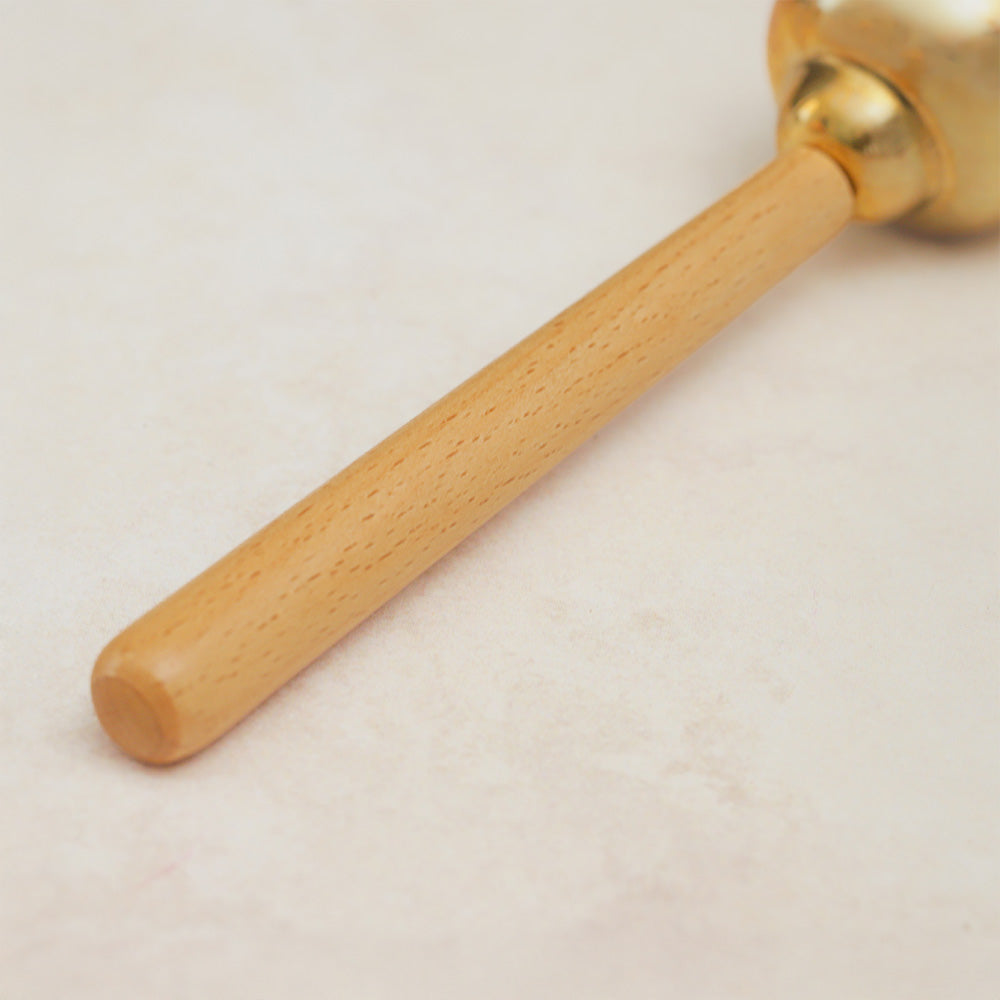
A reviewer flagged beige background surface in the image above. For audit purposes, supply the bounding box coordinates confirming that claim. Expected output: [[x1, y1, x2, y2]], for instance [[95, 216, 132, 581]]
[[2, 1, 998, 997]]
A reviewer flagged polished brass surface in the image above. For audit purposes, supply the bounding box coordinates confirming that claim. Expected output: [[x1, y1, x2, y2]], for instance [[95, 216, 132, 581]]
[[776, 55, 940, 222], [769, 0, 1000, 234]]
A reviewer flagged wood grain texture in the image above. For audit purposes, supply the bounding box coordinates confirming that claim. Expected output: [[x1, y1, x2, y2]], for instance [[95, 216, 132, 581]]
[[92, 147, 854, 763]]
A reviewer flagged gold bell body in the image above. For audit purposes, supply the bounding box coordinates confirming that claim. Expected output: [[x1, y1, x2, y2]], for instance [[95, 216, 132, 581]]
[[770, 0, 999, 232]]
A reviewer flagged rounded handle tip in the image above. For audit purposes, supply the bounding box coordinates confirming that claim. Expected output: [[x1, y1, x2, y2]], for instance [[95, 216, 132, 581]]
[[91, 647, 184, 765]]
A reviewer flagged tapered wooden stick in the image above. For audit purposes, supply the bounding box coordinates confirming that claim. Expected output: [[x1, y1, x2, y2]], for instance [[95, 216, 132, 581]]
[[92, 147, 854, 763]]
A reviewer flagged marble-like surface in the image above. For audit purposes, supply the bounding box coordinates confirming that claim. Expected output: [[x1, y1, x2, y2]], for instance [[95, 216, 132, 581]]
[[2, 2, 997, 997]]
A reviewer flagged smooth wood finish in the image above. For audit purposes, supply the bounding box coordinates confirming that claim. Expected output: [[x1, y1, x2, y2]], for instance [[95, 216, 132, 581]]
[[93, 147, 854, 763]]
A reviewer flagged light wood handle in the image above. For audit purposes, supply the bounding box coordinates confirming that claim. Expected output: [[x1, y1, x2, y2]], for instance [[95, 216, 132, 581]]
[[92, 147, 854, 763]]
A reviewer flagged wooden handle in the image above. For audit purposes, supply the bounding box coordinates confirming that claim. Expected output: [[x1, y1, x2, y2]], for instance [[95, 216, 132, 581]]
[[93, 147, 854, 763]]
